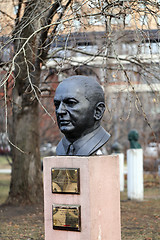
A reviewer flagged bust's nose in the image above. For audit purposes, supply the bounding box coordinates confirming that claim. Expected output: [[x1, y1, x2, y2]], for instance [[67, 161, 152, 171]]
[[56, 102, 67, 115]]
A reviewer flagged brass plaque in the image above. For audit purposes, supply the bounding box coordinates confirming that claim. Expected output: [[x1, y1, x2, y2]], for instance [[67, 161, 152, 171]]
[[51, 168, 80, 194], [52, 204, 81, 231]]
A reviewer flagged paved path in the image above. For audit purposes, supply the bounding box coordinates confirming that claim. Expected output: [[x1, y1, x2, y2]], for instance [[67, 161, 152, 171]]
[[0, 167, 128, 174], [124, 166, 127, 174], [0, 169, 11, 174]]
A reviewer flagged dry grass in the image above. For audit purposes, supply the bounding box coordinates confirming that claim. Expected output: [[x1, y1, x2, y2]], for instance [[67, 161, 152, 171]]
[[0, 156, 11, 169], [0, 174, 10, 204]]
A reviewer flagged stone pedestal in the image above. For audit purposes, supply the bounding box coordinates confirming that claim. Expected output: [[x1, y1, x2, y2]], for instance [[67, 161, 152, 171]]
[[43, 155, 121, 240], [112, 153, 124, 192], [127, 149, 144, 200]]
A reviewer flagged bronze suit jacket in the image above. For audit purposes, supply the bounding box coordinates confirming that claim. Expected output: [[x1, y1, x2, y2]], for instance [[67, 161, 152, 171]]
[[56, 126, 110, 156]]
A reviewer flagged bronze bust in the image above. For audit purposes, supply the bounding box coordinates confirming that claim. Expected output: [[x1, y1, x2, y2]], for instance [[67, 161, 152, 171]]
[[128, 129, 141, 149], [54, 75, 110, 156]]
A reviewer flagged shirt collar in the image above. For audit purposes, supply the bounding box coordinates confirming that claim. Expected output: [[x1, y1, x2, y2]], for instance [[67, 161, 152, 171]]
[[62, 126, 101, 155]]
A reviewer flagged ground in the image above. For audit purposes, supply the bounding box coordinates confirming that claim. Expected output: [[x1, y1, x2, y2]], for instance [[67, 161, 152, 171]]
[[0, 204, 44, 240], [0, 156, 160, 239], [121, 195, 160, 239]]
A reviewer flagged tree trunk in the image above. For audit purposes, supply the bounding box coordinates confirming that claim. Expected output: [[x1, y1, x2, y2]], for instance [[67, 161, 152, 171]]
[[7, 0, 55, 205], [7, 59, 43, 204], [8, 92, 43, 204]]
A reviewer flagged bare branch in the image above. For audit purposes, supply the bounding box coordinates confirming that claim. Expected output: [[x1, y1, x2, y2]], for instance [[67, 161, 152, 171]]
[[0, 10, 14, 20]]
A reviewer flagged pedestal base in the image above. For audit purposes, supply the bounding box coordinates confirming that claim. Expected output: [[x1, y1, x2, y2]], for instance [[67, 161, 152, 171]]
[[127, 149, 144, 200], [43, 155, 121, 240]]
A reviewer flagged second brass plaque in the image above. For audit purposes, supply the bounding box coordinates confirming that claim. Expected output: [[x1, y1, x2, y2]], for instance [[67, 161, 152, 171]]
[[53, 204, 81, 231], [51, 168, 80, 194]]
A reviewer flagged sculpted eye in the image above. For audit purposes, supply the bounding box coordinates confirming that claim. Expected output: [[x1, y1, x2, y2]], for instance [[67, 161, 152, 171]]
[[54, 100, 60, 109], [66, 99, 78, 107]]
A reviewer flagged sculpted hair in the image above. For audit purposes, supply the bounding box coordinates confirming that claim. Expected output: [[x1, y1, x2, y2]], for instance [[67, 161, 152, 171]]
[[63, 75, 105, 105]]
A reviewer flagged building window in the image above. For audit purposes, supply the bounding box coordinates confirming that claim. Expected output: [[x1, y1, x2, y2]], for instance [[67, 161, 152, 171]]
[[125, 15, 131, 26], [73, 19, 81, 30], [89, 15, 105, 26], [57, 6, 64, 15], [88, 0, 100, 9], [56, 23, 64, 32], [13, 5, 19, 15], [111, 17, 123, 25], [72, 2, 81, 15], [139, 15, 148, 26]]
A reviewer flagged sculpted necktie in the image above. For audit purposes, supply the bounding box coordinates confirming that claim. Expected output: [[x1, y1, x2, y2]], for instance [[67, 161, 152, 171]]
[[68, 144, 74, 155]]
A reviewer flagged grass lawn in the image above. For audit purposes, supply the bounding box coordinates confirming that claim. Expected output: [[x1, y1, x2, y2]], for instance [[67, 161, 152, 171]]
[[0, 156, 11, 203], [0, 167, 160, 239], [0, 156, 11, 169], [0, 174, 10, 204]]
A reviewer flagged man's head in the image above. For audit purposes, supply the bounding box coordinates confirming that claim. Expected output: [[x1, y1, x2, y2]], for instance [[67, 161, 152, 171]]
[[54, 75, 105, 142]]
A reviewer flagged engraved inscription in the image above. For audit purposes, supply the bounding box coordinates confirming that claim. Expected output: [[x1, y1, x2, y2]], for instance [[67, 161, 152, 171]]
[[51, 168, 80, 194], [53, 204, 81, 231]]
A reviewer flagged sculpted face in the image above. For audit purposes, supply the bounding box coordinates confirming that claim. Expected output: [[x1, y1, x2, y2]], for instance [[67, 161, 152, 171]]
[[54, 80, 97, 141]]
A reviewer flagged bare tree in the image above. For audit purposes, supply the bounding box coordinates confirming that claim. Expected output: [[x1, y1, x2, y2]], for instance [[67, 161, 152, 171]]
[[0, 0, 71, 204]]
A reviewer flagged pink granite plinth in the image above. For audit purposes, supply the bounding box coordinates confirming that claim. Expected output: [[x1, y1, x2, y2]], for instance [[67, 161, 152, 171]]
[[43, 155, 121, 240]]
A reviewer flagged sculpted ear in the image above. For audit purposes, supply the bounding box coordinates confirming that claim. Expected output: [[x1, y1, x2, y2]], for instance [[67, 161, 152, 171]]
[[94, 102, 105, 121]]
